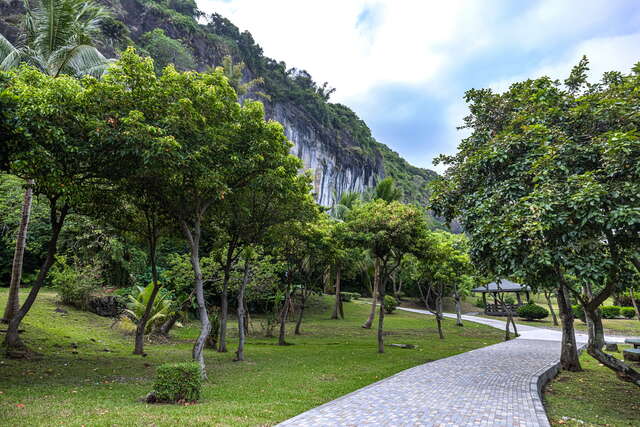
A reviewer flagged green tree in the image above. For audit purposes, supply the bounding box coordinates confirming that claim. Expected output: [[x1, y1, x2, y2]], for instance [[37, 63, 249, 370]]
[[432, 58, 640, 383], [209, 150, 315, 355], [345, 200, 426, 352], [140, 29, 195, 72], [0, 0, 113, 324], [2, 67, 115, 353]]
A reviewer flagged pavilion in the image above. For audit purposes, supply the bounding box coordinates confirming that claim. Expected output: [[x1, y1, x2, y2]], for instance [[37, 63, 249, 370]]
[[471, 279, 531, 316]]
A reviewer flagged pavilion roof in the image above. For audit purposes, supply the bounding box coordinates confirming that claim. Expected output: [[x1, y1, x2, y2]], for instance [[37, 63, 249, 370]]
[[471, 279, 530, 293]]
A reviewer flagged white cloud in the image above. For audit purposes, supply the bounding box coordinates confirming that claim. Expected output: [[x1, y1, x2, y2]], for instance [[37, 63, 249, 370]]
[[489, 32, 640, 93], [195, 0, 640, 169], [196, 0, 500, 101]]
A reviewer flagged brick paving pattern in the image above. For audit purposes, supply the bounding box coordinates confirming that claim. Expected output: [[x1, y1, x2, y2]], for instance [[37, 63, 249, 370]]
[[278, 339, 560, 427]]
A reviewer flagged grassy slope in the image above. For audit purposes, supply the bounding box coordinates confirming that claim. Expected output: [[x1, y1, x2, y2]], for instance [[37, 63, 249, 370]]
[[0, 289, 502, 426], [545, 347, 640, 426]]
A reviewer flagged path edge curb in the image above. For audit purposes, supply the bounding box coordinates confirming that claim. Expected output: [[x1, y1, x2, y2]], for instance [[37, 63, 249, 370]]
[[530, 344, 587, 427]]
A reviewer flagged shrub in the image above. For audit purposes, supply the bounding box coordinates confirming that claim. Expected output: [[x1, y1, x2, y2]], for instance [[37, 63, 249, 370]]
[[474, 297, 485, 308], [50, 256, 101, 309], [383, 295, 398, 314], [621, 307, 636, 319], [503, 296, 516, 305], [340, 292, 361, 302], [517, 303, 549, 320], [600, 305, 621, 319], [153, 362, 202, 403]]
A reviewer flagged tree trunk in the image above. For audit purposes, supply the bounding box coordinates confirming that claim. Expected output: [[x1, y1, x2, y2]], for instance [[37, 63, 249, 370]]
[[2, 180, 33, 323], [629, 287, 640, 323], [453, 285, 463, 327], [556, 284, 582, 371], [278, 280, 291, 346], [134, 225, 159, 355], [377, 279, 385, 353], [4, 203, 67, 354], [159, 314, 178, 336], [235, 259, 250, 362], [181, 220, 210, 378], [331, 267, 343, 320], [499, 295, 518, 340], [436, 293, 444, 339], [587, 345, 640, 387], [295, 289, 306, 335], [362, 258, 379, 329], [218, 250, 234, 353], [243, 299, 250, 335], [545, 291, 559, 326], [584, 305, 606, 352]]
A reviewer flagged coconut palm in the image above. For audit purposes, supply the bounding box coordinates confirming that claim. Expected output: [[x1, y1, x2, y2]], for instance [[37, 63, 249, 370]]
[[330, 190, 360, 221], [0, 0, 112, 77], [1, 0, 113, 324]]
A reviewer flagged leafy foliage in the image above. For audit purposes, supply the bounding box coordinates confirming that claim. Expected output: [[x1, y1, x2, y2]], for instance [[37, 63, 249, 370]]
[[124, 283, 174, 332], [516, 302, 549, 320], [140, 28, 195, 72], [50, 256, 101, 309], [153, 362, 202, 403], [383, 295, 398, 314], [600, 306, 621, 319], [621, 307, 636, 319]]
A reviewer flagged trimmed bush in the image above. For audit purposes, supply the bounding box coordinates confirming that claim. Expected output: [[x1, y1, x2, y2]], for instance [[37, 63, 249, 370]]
[[474, 298, 485, 308], [340, 292, 361, 302], [621, 307, 636, 319], [600, 305, 621, 319], [517, 303, 549, 320], [383, 295, 398, 314], [153, 362, 202, 403]]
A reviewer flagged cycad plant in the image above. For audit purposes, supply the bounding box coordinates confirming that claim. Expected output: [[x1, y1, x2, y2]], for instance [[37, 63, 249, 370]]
[[0, 0, 112, 77], [125, 284, 174, 333]]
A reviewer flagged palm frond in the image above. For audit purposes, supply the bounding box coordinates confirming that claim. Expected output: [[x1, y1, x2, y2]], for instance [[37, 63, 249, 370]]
[[51, 43, 109, 77]]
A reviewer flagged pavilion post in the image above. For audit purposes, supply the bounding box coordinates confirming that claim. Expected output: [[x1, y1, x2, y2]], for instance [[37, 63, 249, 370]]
[[516, 292, 522, 305], [525, 291, 530, 303], [482, 293, 487, 313]]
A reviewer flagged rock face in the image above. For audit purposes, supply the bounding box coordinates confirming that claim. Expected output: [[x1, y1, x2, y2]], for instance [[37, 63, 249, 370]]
[[265, 102, 382, 206], [0, 0, 434, 207]]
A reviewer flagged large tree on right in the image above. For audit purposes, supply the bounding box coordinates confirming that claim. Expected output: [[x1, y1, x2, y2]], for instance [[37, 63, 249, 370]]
[[432, 57, 640, 386]]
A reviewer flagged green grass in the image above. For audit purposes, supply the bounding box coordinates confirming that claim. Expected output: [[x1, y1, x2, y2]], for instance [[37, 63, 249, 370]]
[[0, 289, 503, 426], [544, 347, 640, 426]]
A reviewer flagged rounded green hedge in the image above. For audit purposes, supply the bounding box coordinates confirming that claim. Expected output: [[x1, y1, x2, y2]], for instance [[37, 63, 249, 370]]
[[600, 305, 621, 319], [517, 303, 549, 320], [153, 362, 202, 403], [621, 307, 636, 319], [383, 295, 398, 314]]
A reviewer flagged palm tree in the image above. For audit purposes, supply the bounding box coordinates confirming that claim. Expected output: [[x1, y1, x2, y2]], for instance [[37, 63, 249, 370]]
[[364, 177, 403, 203], [0, 0, 112, 77], [0, 0, 112, 323]]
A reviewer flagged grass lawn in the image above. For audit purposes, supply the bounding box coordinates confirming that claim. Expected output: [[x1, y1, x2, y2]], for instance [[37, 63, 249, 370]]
[[544, 347, 640, 426], [0, 289, 503, 426]]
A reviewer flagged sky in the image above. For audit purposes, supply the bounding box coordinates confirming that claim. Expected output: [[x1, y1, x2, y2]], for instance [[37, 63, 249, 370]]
[[196, 0, 640, 172]]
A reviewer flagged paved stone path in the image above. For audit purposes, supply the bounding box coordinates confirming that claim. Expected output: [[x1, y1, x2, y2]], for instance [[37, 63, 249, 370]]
[[278, 309, 633, 427]]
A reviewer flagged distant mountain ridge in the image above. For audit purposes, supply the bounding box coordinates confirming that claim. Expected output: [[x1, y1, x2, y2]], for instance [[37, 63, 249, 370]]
[[0, 0, 439, 205]]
